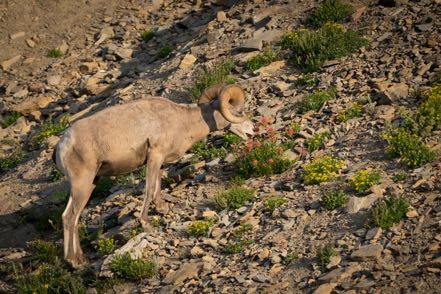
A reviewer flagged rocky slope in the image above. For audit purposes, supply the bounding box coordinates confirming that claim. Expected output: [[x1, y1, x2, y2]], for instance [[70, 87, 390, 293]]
[[0, 0, 441, 293]]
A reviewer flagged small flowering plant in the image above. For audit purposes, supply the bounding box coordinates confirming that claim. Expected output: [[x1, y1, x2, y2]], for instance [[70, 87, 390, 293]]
[[233, 117, 297, 178]]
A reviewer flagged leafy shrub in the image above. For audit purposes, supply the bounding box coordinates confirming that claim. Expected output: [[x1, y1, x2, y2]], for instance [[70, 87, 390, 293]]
[[295, 73, 318, 87], [264, 196, 287, 213], [284, 251, 299, 264], [303, 155, 344, 185], [235, 140, 293, 178], [32, 116, 69, 147], [373, 198, 409, 229], [321, 189, 346, 210], [317, 244, 336, 266], [187, 218, 217, 237], [191, 141, 226, 160], [47, 48, 63, 58], [1, 111, 21, 128], [0, 147, 23, 171], [338, 102, 362, 122], [190, 59, 235, 101], [15, 261, 85, 294], [349, 169, 381, 194], [392, 171, 407, 182], [414, 83, 441, 135], [92, 176, 113, 198], [231, 223, 253, 239], [281, 23, 367, 71], [244, 49, 278, 71], [224, 239, 253, 254], [30, 240, 60, 264], [97, 238, 116, 255], [52, 191, 69, 203], [298, 88, 336, 113], [141, 30, 155, 42], [110, 252, 158, 281], [307, 0, 354, 28], [157, 44, 174, 58], [50, 165, 64, 181], [223, 133, 242, 147], [382, 128, 436, 168], [306, 132, 330, 153], [214, 186, 255, 210]]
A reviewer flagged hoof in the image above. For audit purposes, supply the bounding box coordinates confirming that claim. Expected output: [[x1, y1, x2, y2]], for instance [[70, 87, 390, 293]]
[[66, 255, 88, 270], [154, 200, 170, 215]]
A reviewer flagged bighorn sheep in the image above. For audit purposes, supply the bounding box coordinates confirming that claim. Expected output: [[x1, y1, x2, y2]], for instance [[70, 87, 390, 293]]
[[53, 84, 254, 268]]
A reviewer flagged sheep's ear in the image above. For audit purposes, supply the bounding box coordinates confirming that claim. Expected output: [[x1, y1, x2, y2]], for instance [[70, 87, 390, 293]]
[[197, 84, 225, 105]]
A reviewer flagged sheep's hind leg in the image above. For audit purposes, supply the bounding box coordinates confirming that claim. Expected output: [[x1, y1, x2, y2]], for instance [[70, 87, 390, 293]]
[[140, 149, 164, 222], [63, 171, 95, 269], [153, 168, 170, 215]]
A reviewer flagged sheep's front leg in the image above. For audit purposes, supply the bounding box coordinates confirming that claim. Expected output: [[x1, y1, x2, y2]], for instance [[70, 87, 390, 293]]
[[140, 149, 164, 222]]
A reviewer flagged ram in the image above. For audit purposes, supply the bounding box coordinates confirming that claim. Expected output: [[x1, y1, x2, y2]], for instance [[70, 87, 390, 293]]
[[53, 84, 253, 268]]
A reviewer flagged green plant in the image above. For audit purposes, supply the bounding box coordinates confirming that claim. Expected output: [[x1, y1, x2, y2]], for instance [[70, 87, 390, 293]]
[[298, 88, 336, 113], [321, 189, 346, 210], [52, 191, 69, 204], [110, 252, 158, 281], [302, 155, 344, 185], [150, 216, 165, 228], [235, 140, 293, 178], [141, 30, 155, 42], [0, 147, 23, 171], [32, 116, 69, 147], [373, 197, 409, 229], [317, 244, 336, 266], [231, 223, 253, 239], [284, 251, 299, 265], [214, 186, 255, 210], [382, 128, 436, 168], [96, 238, 116, 255], [392, 171, 407, 182], [224, 239, 253, 254], [295, 73, 318, 87], [1, 111, 21, 128], [306, 132, 330, 153], [187, 218, 217, 237], [264, 196, 287, 213], [28, 206, 64, 233], [14, 261, 85, 294], [92, 176, 113, 198], [281, 23, 367, 71], [337, 102, 362, 122], [244, 49, 278, 71], [157, 43, 174, 58], [349, 169, 381, 194], [307, 0, 354, 28], [414, 83, 441, 135], [223, 133, 242, 147], [50, 165, 64, 181], [30, 240, 60, 264], [191, 140, 227, 160], [190, 59, 235, 102], [47, 48, 63, 58]]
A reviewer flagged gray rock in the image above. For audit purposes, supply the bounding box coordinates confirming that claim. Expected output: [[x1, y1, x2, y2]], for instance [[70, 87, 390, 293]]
[[240, 38, 263, 51], [163, 262, 201, 285], [351, 244, 383, 261], [347, 194, 380, 213]]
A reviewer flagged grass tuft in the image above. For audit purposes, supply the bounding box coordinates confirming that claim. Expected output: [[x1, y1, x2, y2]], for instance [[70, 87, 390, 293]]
[[32, 116, 69, 147], [281, 23, 367, 71], [0, 146, 23, 171], [321, 189, 347, 210], [157, 43, 174, 59], [298, 88, 336, 113], [306, 132, 330, 153], [190, 59, 235, 102], [110, 252, 158, 281], [47, 48, 63, 58], [214, 185, 255, 210], [30, 240, 60, 264], [317, 244, 337, 266], [337, 102, 362, 122], [97, 238, 116, 255], [244, 49, 278, 71], [1, 111, 22, 128], [307, 0, 354, 28], [141, 30, 155, 42], [264, 196, 287, 213], [92, 176, 113, 198], [373, 197, 409, 229]]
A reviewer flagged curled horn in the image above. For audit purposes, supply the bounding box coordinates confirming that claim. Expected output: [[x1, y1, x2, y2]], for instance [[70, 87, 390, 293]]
[[218, 85, 247, 123], [197, 84, 225, 105]]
